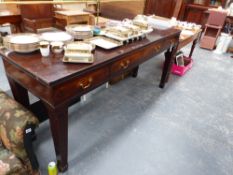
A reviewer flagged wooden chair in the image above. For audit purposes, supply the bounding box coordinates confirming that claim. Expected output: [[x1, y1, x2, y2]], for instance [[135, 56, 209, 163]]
[[200, 10, 227, 50]]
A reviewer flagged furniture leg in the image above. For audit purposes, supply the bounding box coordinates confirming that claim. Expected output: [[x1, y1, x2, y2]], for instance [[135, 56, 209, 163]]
[[189, 38, 198, 58], [159, 45, 177, 88], [43, 103, 69, 172], [105, 82, 110, 88], [23, 124, 39, 170], [132, 66, 139, 78], [7, 75, 30, 108]]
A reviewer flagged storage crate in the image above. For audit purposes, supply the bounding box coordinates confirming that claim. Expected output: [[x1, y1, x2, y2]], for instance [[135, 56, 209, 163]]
[[171, 56, 193, 76]]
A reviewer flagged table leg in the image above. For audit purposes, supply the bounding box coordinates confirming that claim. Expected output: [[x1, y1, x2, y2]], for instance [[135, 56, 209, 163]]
[[132, 66, 139, 78], [159, 45, 177, 88], [7, 75, 30, 108], [43, 103, 69, 172], [189, 38, 198, 58]]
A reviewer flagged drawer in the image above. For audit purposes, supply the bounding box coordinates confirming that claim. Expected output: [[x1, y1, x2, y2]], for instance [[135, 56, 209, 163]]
[[110, 53, 139, 75], [54, 67, 109, 101], [163, 37, 177, 49], [142, 42, 164, 59], [110, 42, 163, 75]]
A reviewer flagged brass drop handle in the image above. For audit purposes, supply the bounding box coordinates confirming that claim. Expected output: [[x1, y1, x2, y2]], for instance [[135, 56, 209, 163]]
[[120, 60, 130, 69], [79, 77, 93, 90], [154, 45, 161, 52]]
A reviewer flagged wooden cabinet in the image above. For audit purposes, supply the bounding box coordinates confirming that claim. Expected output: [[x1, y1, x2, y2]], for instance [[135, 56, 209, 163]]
[[100, 0, 145, 20], [183, 0, 227, 25], [192, 0, 226, 6], [144, 0, 183, 18]]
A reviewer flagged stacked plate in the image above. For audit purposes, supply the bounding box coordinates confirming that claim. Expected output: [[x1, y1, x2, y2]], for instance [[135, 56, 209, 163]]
[[66, 25, 93, 40], [63, 42, 95, 63], [105, 26, 134, 38], [4, 33, 40, 53], [40, 32, 73, 43]]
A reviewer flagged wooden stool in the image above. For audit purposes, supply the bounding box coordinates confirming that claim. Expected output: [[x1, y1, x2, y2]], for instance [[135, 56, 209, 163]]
[[55, 11, 95, 30], [200, 10, 227, 50]]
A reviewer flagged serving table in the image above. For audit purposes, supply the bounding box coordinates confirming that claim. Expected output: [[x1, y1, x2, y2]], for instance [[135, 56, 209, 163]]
[[178, 28, 202, 58], [152, 16, 202, 57], [0, 28, 180, 172]]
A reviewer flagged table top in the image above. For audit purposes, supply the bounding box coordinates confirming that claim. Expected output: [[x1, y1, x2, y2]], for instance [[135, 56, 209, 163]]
[[0, 28, 180, 87], [150, 16, 201, 42]]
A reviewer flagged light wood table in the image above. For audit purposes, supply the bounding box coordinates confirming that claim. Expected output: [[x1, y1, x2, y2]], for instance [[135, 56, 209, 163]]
[[54, 10, 94, 29]]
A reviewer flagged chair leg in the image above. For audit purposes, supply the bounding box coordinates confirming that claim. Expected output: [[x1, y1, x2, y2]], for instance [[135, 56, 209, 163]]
[[23, 124, 39, 170]]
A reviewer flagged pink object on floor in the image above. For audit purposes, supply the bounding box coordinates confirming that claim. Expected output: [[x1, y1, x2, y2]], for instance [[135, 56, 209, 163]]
[[171, 56, 193, 76]]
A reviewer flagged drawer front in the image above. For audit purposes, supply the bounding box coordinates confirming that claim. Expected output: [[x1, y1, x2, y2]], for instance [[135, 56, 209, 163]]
[[163, 36, 177, 49], [54, 67, 109, 102], [141, 42, 165, 60], [110, 42, 163, 75]]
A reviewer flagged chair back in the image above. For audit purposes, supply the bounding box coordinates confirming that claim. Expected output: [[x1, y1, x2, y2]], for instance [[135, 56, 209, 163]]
[[207, 10, 227, 27]]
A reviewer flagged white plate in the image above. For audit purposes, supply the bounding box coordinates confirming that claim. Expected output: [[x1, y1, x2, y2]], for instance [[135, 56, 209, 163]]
[[148, 17, 173, 30], [181, 30, 194, 36], [73, 26, 93, 32], [41, 32, 73, 42], [104, 28, 153, 42], [10, 35, 39, 44]]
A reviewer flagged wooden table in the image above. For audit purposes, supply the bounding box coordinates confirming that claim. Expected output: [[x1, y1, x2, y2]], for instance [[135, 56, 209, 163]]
[[0, 29, 180, 172], [152, 16, 202, 57], [54, 10, 94, 29], [178, 29, 202, 58], [0, 12, 22, 32]]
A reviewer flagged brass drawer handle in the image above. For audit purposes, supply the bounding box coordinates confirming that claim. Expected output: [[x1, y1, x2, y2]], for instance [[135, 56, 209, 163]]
[[79, 77, 93, 90], [154, 45, 161, 52], [120, 60, 130, 69]]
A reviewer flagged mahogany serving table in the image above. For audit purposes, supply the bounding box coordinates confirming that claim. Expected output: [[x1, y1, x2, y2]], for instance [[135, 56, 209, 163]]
[[0, 28, 180, 172]]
